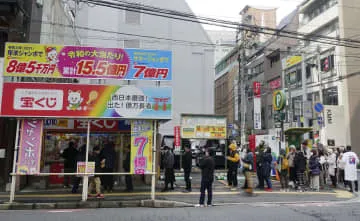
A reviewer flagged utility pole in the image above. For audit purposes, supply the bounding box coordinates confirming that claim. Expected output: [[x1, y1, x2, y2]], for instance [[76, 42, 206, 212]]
[[238, 28, 247, 147], [317, 46, 325, 144], [301, 52, 308, 132]]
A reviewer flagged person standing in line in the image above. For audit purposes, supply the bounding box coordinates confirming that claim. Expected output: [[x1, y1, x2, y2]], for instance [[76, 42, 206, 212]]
[[294, 146, 307, 192], [277, 149, 289, 192], [309, 150, 321, 192], [327, 149, 337, 188], [242, 147, 254, 194], [72, 144, 86, 194], [227, 143, 240, 191], [88, 146, 104, 198], [337, 148, 346, 187], [123, 145, 133, 192], [263, 147, 273, 192], [61, 141, 78, 188], [100, 141, 116, 192], [196, 148, 215, 207], [287, 145, 297, 189], [182, 145, 193, 192], [342, 145, 359, 192], [319, 150, 328, 189], [162, 146, 175, 191], [255, 141, 266, 189]]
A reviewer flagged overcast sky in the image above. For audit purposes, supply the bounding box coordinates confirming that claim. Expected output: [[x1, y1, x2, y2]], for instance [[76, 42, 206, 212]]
[[185, 0, 301, 30]]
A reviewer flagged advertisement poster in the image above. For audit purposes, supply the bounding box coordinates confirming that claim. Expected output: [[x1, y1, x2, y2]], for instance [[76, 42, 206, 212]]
[[3, 43, 172, 81], [174, 126, 181, 152], [1, 82, 172, 119], [181, 115, 227, 139], [130, 120, 153, 174], [17, 119, 44, 175], [77, 162, 95, 177]]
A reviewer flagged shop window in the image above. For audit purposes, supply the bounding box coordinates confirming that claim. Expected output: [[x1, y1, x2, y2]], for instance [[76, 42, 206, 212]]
[[322, 86, 338, 105], [125, 9, 141, 25]]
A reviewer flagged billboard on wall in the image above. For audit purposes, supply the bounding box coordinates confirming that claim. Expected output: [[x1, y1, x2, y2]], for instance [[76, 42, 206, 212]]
[[44, 119, 131, 132], [180, 114, 227, 139], [1, 82, 172, 119], [324, 105, 346, 146], [3, 43, 172, 81]]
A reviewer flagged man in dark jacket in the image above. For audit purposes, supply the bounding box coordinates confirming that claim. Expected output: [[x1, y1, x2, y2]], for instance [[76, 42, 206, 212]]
[[197, 148, 215, 207], [255, 141, 266, 189], [72, 144, 86, 193], [61, 141, 78, 188], [162, 146, 175, 191], [294, 147, 307, 191], [100, 142, 116, 192], [182, 145, 192, 192], [88, 146, 104, 198], [123, 145, 133, 192]]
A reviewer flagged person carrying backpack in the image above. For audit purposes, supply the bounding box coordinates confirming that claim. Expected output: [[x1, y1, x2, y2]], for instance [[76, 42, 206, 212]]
[[277, 149, 289, 192]]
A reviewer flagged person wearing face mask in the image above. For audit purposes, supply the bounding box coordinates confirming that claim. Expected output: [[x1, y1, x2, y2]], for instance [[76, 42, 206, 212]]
[[327, 149, 337, 188]]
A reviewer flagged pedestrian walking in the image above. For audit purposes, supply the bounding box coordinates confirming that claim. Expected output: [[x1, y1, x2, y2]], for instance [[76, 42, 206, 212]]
[[88, 146, 104, 198], [242, 147, 254, 194], [287, 145, 297, 189], [327, 149, 337, 188], [227, 143, 240, 191], [61, 141, 78, 188], [342, 145, 359, 192], [309, 150, 321, 192], [319, 150, 328, 188], [263, 147, 273, 192], [255, 141, 265, 189], [294, 146, 307, 192], [100, 141, 116, 192], [162, 146, 175, 191], [182, 145, 192, 192], [196, 148, 215, 207], [277, 149, 289, 192], [123, 145, 133, 192]]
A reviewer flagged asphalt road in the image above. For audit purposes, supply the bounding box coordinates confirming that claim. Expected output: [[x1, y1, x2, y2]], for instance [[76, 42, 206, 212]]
[[1, 201, 360, 221]]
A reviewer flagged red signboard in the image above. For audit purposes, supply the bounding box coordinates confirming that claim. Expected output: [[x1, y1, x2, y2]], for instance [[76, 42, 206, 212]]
[[269, 78, 281, 90], [248, 134, 256, 171], [253, 81, 261, 98], [74, 120, 119, 131], [174, 126, 181, 147]]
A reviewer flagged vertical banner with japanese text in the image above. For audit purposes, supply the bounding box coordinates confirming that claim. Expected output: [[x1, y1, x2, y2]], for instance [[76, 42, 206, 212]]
[[174, 126, 181, 152], [253, 82, 261, 130], [17, 119, 44, 174], [130, 120, 153, 174]]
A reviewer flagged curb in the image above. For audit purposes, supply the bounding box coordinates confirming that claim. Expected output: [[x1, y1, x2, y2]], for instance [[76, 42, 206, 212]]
[[0, 200, 194, 210]]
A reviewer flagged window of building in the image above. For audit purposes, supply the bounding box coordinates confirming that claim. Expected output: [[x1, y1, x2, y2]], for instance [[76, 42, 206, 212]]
[[269, 53, 280, 68], [302, 0, 338, 25], [321, 54, 335, 72], [125, 9, 141, 24], [323, 86, 338, 105], [124, 39, 140, 48]]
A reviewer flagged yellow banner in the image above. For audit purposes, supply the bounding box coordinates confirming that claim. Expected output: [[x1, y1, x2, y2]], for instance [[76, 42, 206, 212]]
[[286, 56, 302, 68], [130, 120, 153, 174]]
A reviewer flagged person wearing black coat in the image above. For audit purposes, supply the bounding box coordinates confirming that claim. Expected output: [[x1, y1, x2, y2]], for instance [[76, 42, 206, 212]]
[[262, 147, 273, 191], [197, 149, 215, 207], [294, 147, 307, 191], [100, 142, 116, 192], [123, 145, 133, 192], [182, 145, 192, 192], [61, 141, 78, 188], [72, 144, 86, 193]]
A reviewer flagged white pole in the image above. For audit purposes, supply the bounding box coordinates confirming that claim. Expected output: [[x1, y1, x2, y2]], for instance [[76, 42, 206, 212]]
[[81, 120, 91, 202], [9, 119, 20, 203], [151, 121, 157, 200]]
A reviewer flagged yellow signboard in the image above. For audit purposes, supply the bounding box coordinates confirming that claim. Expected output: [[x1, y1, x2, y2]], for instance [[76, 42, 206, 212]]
[[130, 120, 153, 174], [286, 56, 302, 68], [181, 115, 227, 139]]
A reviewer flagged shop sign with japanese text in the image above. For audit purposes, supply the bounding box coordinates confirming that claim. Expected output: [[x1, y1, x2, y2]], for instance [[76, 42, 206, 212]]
[[17, 119, 44, 175], [130, 120, 153, 174], [253, 81, 261, 98], [269, 78, 281, 90], [44, 119, 131, 132], [1, 82, 172, 119], [174, 126, 181, 147], [3, 42, 172, 81], [180, 114, 227, 139]]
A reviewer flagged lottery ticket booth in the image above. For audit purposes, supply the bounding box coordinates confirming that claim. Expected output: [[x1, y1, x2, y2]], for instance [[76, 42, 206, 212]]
[[0, 42, 172, 203]]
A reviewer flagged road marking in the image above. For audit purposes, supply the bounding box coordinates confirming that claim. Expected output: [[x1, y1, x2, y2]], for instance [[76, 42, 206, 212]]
[[334, 190, 354, 199]]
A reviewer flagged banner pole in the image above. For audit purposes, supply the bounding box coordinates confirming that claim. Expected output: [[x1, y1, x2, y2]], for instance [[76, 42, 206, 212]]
[[9, 119, 20, 203], [82, 120, 91, 202], [151, 121, 157, 200]]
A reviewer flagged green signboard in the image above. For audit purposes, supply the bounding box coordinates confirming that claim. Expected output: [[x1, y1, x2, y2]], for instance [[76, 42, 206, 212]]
[[273, 90, 286, 111]]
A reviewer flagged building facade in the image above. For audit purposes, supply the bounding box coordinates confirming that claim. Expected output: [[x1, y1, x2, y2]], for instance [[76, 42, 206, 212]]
[[207, 30, 236, 65]]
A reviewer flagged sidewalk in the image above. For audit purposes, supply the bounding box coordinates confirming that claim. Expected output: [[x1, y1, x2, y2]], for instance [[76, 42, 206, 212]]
[[0, 172, 355, 209]]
